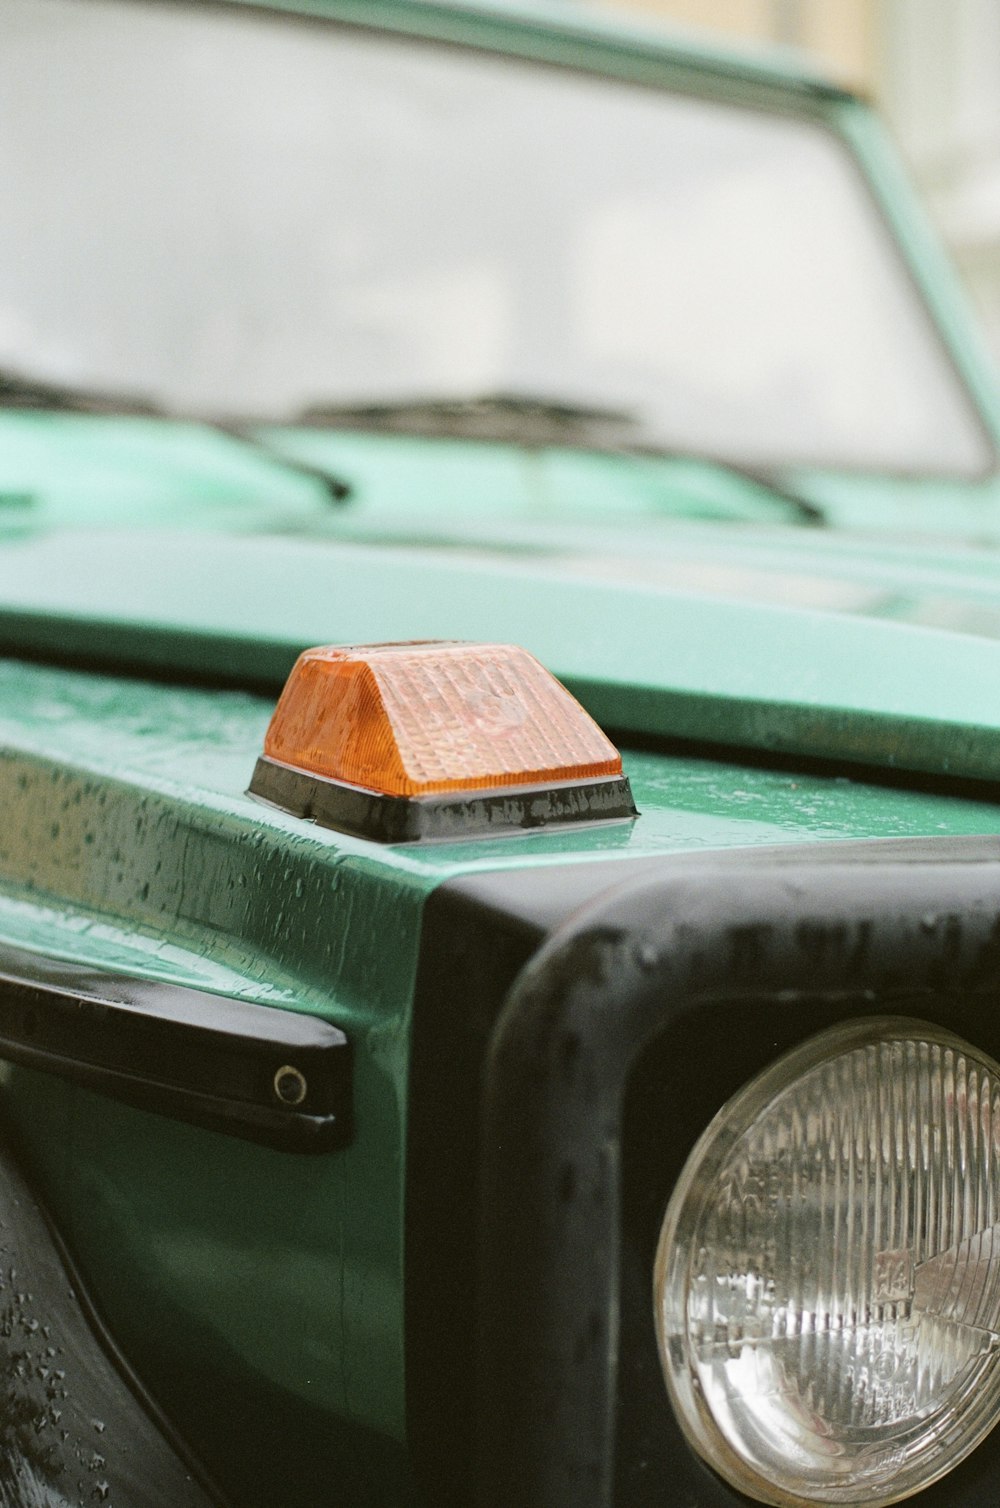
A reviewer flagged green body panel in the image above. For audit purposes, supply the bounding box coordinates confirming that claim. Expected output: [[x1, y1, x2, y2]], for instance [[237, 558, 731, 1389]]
[[0, 413, 332, 528], [8, 524, 1000, 782], [4, 3, 1000, 1502], [0, 657, 999, 1499], [0, 665, 435, 1497]]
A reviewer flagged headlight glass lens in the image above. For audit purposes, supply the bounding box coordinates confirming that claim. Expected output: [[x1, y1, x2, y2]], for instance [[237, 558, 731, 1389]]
[[654, 1018, 1000, 1505]]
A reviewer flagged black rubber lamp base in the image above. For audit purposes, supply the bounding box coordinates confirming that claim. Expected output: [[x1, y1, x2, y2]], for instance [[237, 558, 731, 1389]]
[[248, 755, 637, 844]]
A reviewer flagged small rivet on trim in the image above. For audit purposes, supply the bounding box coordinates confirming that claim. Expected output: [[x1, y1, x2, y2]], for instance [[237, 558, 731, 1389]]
[[273, 1065, 308, 1107]]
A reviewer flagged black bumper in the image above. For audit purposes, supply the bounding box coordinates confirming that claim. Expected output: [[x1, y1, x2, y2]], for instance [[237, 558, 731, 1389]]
[[408, 837, 1000, 1508]]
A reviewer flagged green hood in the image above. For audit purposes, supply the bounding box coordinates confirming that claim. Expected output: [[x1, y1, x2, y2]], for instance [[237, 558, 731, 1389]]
[[5, 509, 1000, 784], [6, 415, 1000, 787]]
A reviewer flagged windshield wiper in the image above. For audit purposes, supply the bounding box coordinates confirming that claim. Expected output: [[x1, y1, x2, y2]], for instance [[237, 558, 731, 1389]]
[[299, 391, 639, 447], [0, 368, 352, 504], [295, 391, 824, 524], [0, 367, 162, 415], [214, 423, 351, 503]]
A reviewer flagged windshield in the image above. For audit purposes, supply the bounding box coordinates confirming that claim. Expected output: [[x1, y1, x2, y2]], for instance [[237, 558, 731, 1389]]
[[0, 0, 992, 475]]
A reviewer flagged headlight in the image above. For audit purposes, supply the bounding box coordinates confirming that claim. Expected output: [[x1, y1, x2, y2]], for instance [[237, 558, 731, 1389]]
[[655, 1018, 1000, 1505]]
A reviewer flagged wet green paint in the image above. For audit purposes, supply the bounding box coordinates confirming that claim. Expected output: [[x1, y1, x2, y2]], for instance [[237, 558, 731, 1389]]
[[1, 3, 999, 1500], [8, 526, 1000, 785], [0, 658, 999, 1496]]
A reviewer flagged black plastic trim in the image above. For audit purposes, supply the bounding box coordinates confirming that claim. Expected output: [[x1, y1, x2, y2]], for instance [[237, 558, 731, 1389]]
[[249, 754, 637, 843], [406, 853, 688, 1505], [0, 1119, 226, 1506], [406, 836, 1000, 1508], [0, 943, 350, 1152]]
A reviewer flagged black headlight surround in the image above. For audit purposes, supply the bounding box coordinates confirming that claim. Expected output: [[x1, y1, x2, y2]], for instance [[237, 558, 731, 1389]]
[[616, 1003, 1000, 1508], [407, 838, 1000, 1508]]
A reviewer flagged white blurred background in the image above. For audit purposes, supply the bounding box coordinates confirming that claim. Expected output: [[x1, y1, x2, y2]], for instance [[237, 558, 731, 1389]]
[[594, 0, 1000, 365]]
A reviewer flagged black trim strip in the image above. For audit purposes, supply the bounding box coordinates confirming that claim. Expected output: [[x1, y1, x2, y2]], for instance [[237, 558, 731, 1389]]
[[0, 943, 350, 1152], [404, 836, 1000, 1506], [249, 755, 637, 843], [0, 1114, 227, 1507], [406, 853, 682, 1504], [472, 838, 1000, 1506]]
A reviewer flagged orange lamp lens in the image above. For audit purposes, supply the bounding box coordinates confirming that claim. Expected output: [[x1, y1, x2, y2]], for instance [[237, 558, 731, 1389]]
[[262, 641, 623, 798]]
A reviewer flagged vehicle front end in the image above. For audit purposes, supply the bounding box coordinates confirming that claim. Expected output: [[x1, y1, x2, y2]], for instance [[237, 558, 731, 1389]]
[[5, 3, 1000, 1506]]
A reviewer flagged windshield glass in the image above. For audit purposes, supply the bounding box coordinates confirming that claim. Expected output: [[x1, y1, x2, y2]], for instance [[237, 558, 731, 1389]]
[[0, 0, 992, 475]]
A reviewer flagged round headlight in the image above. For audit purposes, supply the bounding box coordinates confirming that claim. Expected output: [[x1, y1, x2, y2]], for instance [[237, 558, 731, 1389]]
[[654, 1018, 1000, 1505]]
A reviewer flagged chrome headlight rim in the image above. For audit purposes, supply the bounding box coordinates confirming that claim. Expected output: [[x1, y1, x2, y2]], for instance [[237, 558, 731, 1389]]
[[654, 1016, 1000, 1507]]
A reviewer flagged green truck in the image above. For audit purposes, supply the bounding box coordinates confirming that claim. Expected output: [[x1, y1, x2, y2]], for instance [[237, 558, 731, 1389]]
[[4, 2, 1000, 1505]]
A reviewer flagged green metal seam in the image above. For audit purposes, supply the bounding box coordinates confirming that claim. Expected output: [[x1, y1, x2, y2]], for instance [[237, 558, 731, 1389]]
[[832, 99, 1000, 449], [218, 0, 847, 99]]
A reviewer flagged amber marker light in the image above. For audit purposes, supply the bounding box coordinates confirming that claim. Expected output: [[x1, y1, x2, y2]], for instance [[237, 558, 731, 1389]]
[[248, 641, 637, 843]]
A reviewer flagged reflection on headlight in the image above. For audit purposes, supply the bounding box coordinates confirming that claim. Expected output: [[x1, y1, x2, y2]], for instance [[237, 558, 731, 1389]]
[[655, 1019, 1000, 1505]]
